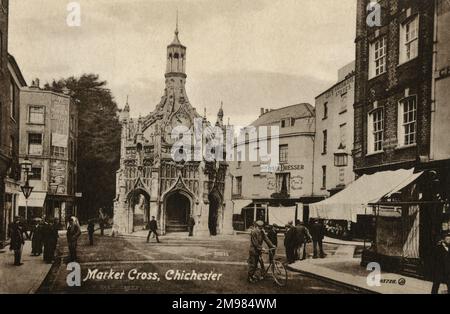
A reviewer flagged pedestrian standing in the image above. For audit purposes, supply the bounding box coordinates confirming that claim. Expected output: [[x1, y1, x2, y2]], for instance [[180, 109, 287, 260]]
[[431, 232, 450, 294], [31, 220, 43, 256], [87, 219, 95, 246], [99, 208, 106, 236], [310, 219, 326, 259], [284, 222, 297, 264], [247, 221, 275, 283], [8, 216, 25, 266], [188, 215, 196, 237], [44, 218, 59, 264], [295, 220, 311, 261], [146, 216, 160, 243], [267, 224, 278, 262], [67, 216, 81, 262]]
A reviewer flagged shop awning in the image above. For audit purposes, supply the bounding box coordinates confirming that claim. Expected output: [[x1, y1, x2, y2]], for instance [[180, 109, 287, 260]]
[[232, 199, 253, 214], [18, 191, 47, 208], [268, 206, 296, 226], [310, 168, 423, 222]]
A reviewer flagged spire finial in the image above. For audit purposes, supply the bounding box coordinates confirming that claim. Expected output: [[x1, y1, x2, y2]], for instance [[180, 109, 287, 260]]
[[175, 9, 179, 36], [126, 95, 129, 105]]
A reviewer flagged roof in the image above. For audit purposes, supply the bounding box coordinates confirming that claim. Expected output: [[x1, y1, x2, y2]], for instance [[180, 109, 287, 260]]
[[250, 103, 314, 127], [8, 54, 27, 87]]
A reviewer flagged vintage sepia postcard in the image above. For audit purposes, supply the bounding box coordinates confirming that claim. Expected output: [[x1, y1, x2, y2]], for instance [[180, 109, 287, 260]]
[[0, 0, 449, 304]]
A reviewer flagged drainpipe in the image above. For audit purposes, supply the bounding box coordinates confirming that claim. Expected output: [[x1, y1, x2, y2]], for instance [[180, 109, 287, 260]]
[[430, 0, 438, 161]]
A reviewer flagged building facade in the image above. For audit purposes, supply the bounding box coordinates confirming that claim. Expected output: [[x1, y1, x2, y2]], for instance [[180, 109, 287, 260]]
[[113, 26, 233, 236], [0, 0, 11, 248], [229, 104, 318, 230], [314, 62, 355, 198], [354, 0, 449, 278], [19, 81, 78, 224], [1, 54, 27, 247], [431, 0, 450, 161]]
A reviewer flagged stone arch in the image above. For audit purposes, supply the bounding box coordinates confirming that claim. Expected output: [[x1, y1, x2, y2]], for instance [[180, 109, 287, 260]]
[[163, 189, 193, 233], [127, 188, 150, 232]]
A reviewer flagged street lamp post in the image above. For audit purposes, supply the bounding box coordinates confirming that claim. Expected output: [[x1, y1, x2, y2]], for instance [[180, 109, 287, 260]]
[[20, 157, 33, 221]]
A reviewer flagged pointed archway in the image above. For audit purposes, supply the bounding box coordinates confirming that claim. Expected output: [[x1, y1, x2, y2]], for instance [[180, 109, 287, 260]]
[[164, 191, 191, 232], [127, 188, 150, 232]]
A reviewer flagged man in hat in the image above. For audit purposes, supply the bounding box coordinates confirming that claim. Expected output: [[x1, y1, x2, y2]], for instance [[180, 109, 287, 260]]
[[267, 224, 278, 263], [8, 216, 25, 266], [284, 221, 297, 264], [310, 218, 326, 259], [66, 216, 81, 262], [146, 216, 160, 243], [247, 220, 275, 283], [431, 232, 450, 294], [295, 220, 312, 261]]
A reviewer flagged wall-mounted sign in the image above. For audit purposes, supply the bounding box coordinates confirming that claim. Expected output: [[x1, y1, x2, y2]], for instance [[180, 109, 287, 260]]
[[291, 176, 304, 190], [438, 66, 450, 80]]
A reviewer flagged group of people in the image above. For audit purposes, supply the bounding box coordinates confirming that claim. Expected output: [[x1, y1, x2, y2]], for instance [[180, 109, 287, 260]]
[[7, 215, 82, 266], [8, 216, 58, 266], [247, 218, 327, 283], [29, 218, 59, 263], [284, 219, 326, 264]]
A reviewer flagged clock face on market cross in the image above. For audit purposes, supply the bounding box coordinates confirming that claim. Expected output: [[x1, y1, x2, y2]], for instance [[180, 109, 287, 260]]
[[171, 112, 191, 128], [164, 112, 191, 144]]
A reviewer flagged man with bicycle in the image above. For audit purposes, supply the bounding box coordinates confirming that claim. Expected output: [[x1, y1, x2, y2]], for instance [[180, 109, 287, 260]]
[[247, 220, 275, 283]]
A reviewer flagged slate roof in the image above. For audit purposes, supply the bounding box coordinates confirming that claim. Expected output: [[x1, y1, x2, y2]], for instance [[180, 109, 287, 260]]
[[250, 103, 314, 127]]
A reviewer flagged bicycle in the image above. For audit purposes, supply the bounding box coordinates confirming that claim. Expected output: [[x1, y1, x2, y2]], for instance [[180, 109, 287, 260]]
[[253, 247, 288, 287]]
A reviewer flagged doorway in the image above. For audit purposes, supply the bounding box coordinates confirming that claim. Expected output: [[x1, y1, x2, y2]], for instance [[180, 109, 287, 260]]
[[165, 192, 190, 232]]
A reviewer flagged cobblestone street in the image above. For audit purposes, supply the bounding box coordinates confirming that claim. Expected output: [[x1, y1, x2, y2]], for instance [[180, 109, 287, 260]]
[[37, 232, 361, 294]]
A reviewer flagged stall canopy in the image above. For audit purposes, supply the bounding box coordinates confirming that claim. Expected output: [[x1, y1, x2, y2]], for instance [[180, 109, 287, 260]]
[[18, 191, 47, 208], [232, 199, 253, 215], [268, 206, 296, 226], [310, 168, 423, 222]]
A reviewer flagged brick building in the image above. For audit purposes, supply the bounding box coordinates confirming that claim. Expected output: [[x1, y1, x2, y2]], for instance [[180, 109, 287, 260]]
[[354, 0, 450, 278], [0, 0, 11, 248], [1, 54, 27, 247]]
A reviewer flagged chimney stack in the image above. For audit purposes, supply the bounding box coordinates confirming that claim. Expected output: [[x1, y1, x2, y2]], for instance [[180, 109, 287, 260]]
[[260, 108, 265, 116]]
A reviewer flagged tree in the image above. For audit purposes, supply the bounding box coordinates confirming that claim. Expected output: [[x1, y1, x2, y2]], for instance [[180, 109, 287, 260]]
[[44, 74, 121, 221]]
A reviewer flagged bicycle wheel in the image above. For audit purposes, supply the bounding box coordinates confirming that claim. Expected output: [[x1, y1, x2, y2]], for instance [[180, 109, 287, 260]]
[[270, 260, 288, 287]]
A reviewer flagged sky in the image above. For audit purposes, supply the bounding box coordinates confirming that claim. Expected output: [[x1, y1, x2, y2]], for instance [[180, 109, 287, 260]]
[[9, 0, 356, 127]]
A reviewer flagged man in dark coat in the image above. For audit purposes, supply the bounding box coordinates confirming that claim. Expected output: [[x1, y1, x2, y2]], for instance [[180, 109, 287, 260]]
[[66, 217, 81, 262], [247, 221, 275, 283], [267, 224, 278, 263], [431, 232, 450, 294], [8, 216, 25, 266], [31, 221, 43, 256], [295, 220, 312, 261], [146, 216, 160, 243], [43, 219, 59, 264], [187, 215, 196, 237], [310, 219, 326, 258], [284, 222, 297, 264]]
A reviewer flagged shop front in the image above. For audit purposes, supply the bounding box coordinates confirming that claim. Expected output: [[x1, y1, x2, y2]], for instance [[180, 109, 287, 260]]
[[232, 197, 322, 231], [1, 179, 20, 247], [362, 165, 450, 279]]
